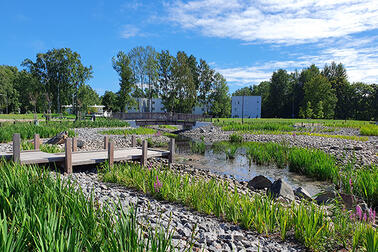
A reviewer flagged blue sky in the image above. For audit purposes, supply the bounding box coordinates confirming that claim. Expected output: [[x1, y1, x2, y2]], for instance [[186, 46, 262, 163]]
[[1, 0, 377, 95]]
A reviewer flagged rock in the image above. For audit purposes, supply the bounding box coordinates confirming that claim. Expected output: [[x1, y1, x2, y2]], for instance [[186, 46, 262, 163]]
[[340, 193, 355, 209], [77, 139, 85, 148], [293, 187, 312, 200], [46, 131, 68, 145], [267, 179, 295, 201], [247, 175, 272, 190], [315, 191, 336, 205], [353, 145, 363, 151]]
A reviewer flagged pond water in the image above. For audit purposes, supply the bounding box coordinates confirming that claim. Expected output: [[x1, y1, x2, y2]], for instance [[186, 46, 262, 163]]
[[174, 136, 330, 196]]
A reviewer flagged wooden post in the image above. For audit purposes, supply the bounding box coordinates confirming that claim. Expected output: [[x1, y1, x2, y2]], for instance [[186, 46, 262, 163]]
[[13, 133, 20, 163], [108, 141, 114, 168], [65, 138, 72, 174], [169, 138, 175, 164], [34, 134, 40, 150], [132, 135, 136, 147], [104, 136, 109, 150], [141, 140, 148, 166], [72, 137, 77, 152]]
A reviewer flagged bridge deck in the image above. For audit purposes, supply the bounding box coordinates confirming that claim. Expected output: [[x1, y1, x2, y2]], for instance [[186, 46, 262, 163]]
[[0, 148, 169, 166]]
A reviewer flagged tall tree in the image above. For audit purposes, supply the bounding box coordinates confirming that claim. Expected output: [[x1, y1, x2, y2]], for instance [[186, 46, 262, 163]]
[[209, 73, 231, 118], [22, 48, 92, 117], [112, 51, 136, 112], [0, 65, 20, 113], [198, 59, 215, 113], [268, 69, 291, 117], [302, 75, 337, 119], [101, 91, 120, 112], [232, 86, 254, 96]]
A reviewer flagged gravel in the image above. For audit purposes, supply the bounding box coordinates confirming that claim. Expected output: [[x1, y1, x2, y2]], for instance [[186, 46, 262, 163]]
[[60, 165, 304, 252]]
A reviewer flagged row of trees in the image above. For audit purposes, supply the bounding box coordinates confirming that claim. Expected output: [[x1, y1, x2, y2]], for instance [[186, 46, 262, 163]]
[[0, 49, 100, 117], [233, 63, 377, 120], [103, 46, 231, 117]]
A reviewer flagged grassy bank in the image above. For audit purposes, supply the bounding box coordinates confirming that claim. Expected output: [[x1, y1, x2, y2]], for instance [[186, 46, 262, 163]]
[[101, 127, 157, 135], [214, 118, 378, 136], [0, 161, 174, 251], [101, 162, 377, 251], [21, 141, 63, 153]]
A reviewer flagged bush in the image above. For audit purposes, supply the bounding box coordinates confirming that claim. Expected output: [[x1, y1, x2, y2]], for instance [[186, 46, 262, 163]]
[[229, 133, 243, 143]]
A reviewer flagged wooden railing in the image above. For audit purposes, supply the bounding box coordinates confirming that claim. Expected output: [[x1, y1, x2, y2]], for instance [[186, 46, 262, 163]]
[[112, 112, 212, 122]]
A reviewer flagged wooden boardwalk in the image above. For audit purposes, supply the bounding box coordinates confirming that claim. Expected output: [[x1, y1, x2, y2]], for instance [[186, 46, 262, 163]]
[[1, 134, 174, 174], [0, 148, 170, 165]]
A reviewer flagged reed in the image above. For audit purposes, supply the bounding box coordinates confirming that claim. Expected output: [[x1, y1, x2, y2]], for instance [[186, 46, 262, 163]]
[[0, 161, 174, 251], [101, 127, 157, 135], [101, 162, 376, 251]]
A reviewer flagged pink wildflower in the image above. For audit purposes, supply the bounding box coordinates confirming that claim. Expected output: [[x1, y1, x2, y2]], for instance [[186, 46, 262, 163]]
[[356, 205, 362, 220], [369, 208, 376, 223], [349, 179, 353, 192], [363, 213, 367, 222], [154, 175, 162, 192]]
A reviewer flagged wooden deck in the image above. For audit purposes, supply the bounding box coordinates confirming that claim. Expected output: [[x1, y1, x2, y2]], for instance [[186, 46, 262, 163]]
[[0, 148, 170, 166], [2, 133, 175, 174]]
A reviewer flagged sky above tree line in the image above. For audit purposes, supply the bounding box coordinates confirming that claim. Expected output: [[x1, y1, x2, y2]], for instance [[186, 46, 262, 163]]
[[1, 0, 377, 95]]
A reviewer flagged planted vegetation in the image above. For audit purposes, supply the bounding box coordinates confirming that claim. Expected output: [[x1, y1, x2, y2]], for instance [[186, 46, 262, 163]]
[[0, 123, 75, 143], [21, 141, 63, 153], [0, 161, 174, 251], [101, 162, 377, 252], [212, 141, 378, 207], [214, 118, 378, 136]]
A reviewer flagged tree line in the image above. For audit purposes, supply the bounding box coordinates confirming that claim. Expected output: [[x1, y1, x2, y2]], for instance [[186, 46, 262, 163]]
[[1, 47, 377, 120], [233, 63, 378, 120], [0, 47, 231, 118], [104, 46, 231, 117]]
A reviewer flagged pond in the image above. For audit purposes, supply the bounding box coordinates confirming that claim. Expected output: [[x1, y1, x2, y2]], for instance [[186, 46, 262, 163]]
[[174, 136, 330, 196]]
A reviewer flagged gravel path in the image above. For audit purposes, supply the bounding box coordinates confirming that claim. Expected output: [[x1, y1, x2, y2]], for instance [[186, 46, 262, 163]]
[[62, 167, 304, 252]]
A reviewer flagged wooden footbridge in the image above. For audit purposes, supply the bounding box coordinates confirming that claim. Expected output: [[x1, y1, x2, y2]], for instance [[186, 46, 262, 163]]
[[0, 134, 174, 174]]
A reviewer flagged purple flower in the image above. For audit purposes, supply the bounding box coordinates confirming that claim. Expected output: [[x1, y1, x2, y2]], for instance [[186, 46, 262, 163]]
[[356, 205, 362, 220], [292, 132, 296, 137], [154, 175, 162, 192], [363, 213, 367, 222], [148, 163, 152, 171]]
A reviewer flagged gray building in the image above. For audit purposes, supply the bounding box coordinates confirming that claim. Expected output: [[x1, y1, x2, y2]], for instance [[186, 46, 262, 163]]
[[127, 98, 165, 113], [231, 96, 261, 118]]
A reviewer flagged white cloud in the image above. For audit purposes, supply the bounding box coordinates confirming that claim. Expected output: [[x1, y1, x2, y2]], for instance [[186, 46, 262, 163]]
[[217, 36, 378, 87], [168, 0, 378, 44], [120, 25, 140, 38]]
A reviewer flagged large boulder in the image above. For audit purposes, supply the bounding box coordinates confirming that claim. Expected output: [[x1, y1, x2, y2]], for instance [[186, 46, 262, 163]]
[[46, 131, 68, 145], [247, 175, 272, 190], [267, 179, 295, 201], [293, 187, 312, 200]]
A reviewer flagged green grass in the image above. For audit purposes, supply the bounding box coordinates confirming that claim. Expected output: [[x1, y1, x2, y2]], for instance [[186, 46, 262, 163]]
[[360, 124, 378, 136], [21, 141, 63, 153], [0, 119, 130, 143], [0, 123, 76, 143], [189, 141, 206, 154], [0, 113, 44, 119], [153, 125, 178, 130], [101, 127, 157, 136], [0, 161, 174, 251], [101, 162, 377, 252], [214, 118, 377, 135]]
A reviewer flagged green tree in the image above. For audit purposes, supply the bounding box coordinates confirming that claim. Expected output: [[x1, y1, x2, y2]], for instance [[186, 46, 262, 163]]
[[268, 69, 291, 117], [22, 48, 93, 117], [305, 101, 314, 119], [302, 75, 337, 119], [198, 59, 215, 113], [209, 73, 231, 117], [232, 86, 254, 96], [112, 51, 136, 112], [102, 91, 119, 112], [157, 50, 175, 112], [252, 81, 270, 118], [77, 85, 100, 114], [0, 65, 20, 113], [315, 101, 324, 119], [170, 51, 196, 113]]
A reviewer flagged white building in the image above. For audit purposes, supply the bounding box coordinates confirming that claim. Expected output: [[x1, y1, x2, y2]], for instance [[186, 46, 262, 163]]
[[231, 96, 261, 118], [127, 98, 166, 113]]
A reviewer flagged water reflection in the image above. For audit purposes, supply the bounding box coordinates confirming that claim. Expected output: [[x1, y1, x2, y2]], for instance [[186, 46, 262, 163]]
[[175, 137, 330, 196]]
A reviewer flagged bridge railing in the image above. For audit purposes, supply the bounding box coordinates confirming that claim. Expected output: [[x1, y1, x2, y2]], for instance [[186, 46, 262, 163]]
[[112, 112, 212, 121]]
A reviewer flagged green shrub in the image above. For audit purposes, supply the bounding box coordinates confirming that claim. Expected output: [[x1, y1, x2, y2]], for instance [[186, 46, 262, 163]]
[[229, 133, 243, 143]]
